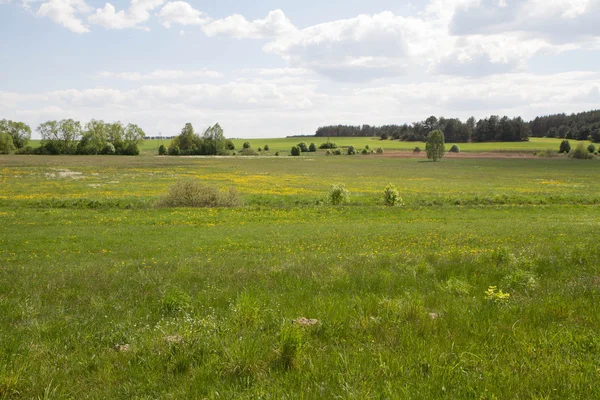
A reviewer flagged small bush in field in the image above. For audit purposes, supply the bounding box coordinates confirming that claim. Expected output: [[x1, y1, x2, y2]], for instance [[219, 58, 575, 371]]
[[291, 146, 301, 156], [587, 144, 596, 154], [382, 184, 403, 206], [361, 148, 369, 155], [559, 140, 570, 154], [168, 145, 180, 156], [347, 146, 356, 155], [536, 149, 557, 158], [413, 147, 422, 154], [158, 144, 167, 155], [449, 145, 460, 153], [241, 147, 258, 156], [264, 145, 270, 151], [243, 142, 252, 149], [156, 180, 242, 208], [319, 141, 338, 149], [309, 143, 317, 152], [327, 184, 349, 205], [332, 149, 342, 155], [325, 149, 332, 155], [569, 143, 593, 159], [376, 147, 384, 154], [275, 151, 280, 156], [258, 147, 262, 152], [297, 142, 309, 152]]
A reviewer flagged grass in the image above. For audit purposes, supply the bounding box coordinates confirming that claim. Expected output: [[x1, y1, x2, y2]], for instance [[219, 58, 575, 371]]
[[1, 153, 599, 398]]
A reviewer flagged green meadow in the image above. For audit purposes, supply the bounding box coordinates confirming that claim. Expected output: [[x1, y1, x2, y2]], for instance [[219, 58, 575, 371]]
[[1, 152, 599, 398]]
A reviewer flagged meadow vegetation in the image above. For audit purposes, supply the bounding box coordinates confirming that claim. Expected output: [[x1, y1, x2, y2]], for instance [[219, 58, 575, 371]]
[[0, 153, 599, 398]]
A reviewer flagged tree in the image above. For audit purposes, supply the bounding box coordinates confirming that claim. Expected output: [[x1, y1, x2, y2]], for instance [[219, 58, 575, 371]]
[[38, 120, 81, 154], [0, 119, 31, 149], [559, 140, 571, 154], [426, 130, 445, 161], [77, 119, 108, 155], [203, 123, 226, 155], [0, 132, 16, 154]]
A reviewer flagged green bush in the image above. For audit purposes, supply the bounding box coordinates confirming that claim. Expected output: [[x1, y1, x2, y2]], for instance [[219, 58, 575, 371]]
[[232, 151, 237, 156], [168, 145, 180, 156], [0, 132, 16, 154], [158, 144, 167, 155], [240, 148, 258, 156], [376, 147, 384, 154], [291, 146, 301, 156], [325, 149, 332, 156], [426, 130, 445, 161], [319, 141, 338, 149], [243, 142, 252, 149], [327, 184, 350, 205], [297, 142, 309, 152], [361, 148, 369, 155], [156, 180, 242, 208], [382, 184, 403, 206], [226, 140, 235, 150], [413, 147, 421, 153], [264, 144, 270, 151], [309, 143, 317, 152], [347, 146, 356, 155], [536, 149, 557, 158], [559, 140, 571, 154], [588, 144, 596, 154], [449, 145, 460, 153], [332, 149, 342, 155], [258, 147, 262, 152], [275, 151, 280, 156], [160, 287, 192, 314], [569, 142, 593, 159]]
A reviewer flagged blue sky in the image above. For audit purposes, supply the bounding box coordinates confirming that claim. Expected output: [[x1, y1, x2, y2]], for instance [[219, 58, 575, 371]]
[[1, 0, 600, 138]]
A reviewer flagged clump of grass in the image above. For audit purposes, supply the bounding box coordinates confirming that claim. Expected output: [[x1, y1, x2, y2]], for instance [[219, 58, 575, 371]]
[[501, 269, 539, 293], [536, 149, 557, 157], [156, 180, 242, 208], [443, 277, 472, 296], [160, 287, 192, 314]]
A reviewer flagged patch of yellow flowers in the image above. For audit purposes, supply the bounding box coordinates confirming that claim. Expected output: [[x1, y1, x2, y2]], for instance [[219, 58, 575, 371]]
[[485, 286, 511, 304]]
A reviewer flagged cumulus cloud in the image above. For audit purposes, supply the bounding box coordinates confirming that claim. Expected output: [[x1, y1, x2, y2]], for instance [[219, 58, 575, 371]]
[[97, 69, 223, 80], [88, 0, 164, 30], [156, 1, 210, 28], [36, 0, 91, 33], [203, 9, 296, 39]]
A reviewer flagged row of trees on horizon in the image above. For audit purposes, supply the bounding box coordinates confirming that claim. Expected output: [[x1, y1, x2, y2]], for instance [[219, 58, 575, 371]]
[[315, 109, 600, 143]]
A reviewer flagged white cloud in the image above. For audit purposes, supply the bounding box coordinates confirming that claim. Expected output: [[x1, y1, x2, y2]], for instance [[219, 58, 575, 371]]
[[36, 0, 91, 33], [203, 9, 296, 39], [156, 1, 209, 28], [88, 0, 164, 30], [97, 69, 223, 80]]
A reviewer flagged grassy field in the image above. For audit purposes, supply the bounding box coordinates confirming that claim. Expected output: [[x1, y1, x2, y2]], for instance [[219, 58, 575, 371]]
[[1, 153, 599, 398]]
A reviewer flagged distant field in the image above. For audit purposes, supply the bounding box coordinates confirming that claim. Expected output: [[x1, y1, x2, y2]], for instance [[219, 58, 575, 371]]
[[1, 154, 599, 398], [138, 137, 591, 154]]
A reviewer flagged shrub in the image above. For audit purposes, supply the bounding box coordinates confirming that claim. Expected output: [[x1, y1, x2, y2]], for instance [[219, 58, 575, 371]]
[[327, 184, 349, 205], [0, 132, 16, 154], [325, 149, 332, 155], [376, 147, 384, 154], [536, 149, 557, 158], [588, 144, 596, 154], [559, 140, 571, 154], [309, 143, 317, 152], [365, 145, 370, 150], [275, 151, 280, 156], [158, 144, 167, 155], [332, 149, 342, 155], [264, 144, 270, 151], [258, 147, 262, 152], [347, 146, 356, 155], [297, 142, 309, 152], [449, 144, 460, 153], [380, 133, 389, 140], [443, 278, 472, 296], [232, 151, 237, 156], [319, 141, 338, 149], [226, 140, 235, 150], [240, 147, 258, 156], [243, 141, 252, 149], [569, 142, 593, 159], [413, 147, 421, 154], [156, 180, 242, 208], [361, 148, 369, 155], [291, 146, 301, 156], [382, 184, 403, 206], [168, 145, 180, 156]]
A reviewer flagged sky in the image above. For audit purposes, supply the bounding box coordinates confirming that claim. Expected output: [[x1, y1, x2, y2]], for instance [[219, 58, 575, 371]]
[[1, 0, 600, 138]]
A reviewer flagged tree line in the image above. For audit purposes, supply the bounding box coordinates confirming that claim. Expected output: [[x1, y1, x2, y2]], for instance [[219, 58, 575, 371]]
[[530, 109, 600, 141], [315, 110, 600, 143], [0, 118, 145, 155]]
